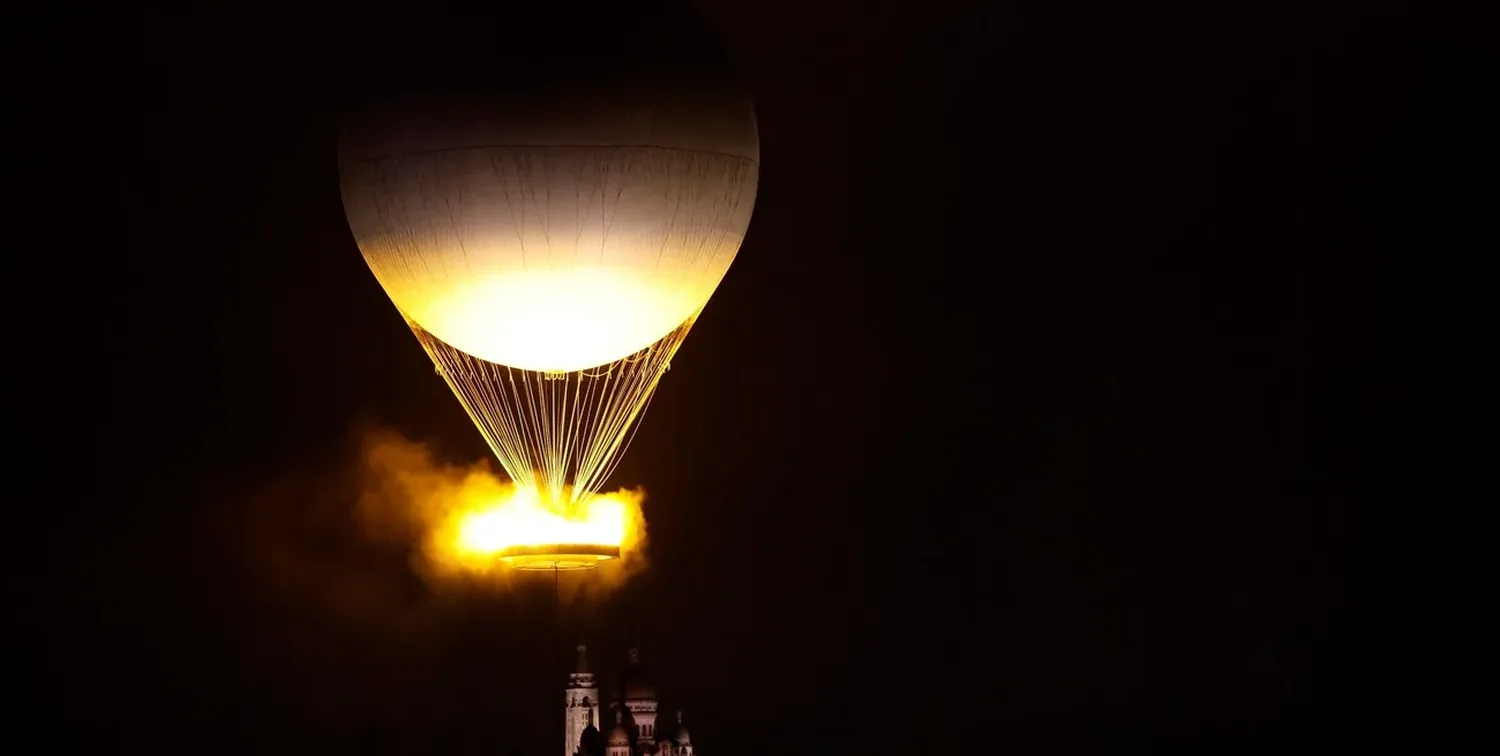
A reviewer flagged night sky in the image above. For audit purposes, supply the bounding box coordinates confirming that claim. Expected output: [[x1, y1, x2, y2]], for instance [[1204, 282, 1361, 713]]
[[15, 0, 1480, 752]]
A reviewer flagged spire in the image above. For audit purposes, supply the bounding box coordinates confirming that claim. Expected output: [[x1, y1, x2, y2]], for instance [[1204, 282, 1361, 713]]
[[627, 646, 640, 665], [565, 645, 599, 756]]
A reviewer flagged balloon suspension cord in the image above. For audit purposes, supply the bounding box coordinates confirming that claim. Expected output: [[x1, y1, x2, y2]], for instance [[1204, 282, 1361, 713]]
[[554, 565, 562, 700]]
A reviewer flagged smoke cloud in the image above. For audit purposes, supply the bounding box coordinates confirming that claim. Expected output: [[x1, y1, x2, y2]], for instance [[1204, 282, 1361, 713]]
[[216, 424, 649, 734], [353, 425, 650, 595]]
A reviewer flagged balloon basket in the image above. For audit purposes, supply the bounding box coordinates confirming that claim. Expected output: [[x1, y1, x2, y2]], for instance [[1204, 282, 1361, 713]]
[[496, 544, 621, 571]]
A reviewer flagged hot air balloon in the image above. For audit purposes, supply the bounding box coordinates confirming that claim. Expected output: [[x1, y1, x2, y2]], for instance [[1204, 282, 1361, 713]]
[[336, 5, 758, 533]]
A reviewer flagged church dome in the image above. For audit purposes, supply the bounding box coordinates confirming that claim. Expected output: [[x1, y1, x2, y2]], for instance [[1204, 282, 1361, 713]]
[[607, 723, 630, 746], [624, 678, 657, 701], [674, 711, 691, 745], [579, 722, 602, 755], [622, 648, 656, 700]]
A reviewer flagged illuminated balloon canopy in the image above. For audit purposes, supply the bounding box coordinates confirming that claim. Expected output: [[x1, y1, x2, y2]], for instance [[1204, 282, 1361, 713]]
[[337, 5, 758, 507], [340, 88, 758, 373]]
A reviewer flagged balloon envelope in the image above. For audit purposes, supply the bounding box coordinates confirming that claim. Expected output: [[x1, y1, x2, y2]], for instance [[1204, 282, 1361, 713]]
[[335, 5, 759, 503], [339, 85, 758, 372]]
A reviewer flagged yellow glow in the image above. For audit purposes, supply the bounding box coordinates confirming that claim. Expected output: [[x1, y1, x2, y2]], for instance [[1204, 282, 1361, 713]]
[[392, 265, 708, 373], [342, 146, 757, 373], [355, 428, 649, 587], [427, 482, 645, 574]]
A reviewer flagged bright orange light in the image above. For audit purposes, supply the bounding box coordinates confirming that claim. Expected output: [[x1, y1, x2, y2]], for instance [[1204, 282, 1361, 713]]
[[390, 265, 717, 373], [426, 483, 645, 574]]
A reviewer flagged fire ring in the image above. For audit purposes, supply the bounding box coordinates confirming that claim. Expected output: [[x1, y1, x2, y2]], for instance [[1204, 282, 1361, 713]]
[[496, 543, 621, 571]]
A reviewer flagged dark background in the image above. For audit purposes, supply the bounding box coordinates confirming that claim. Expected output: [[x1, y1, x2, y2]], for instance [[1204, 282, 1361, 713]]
[[13, 0, 1482, 752]]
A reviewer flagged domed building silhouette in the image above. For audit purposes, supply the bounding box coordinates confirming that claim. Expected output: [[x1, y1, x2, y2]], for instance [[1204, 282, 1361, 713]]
[[565, 646, 698, 756]]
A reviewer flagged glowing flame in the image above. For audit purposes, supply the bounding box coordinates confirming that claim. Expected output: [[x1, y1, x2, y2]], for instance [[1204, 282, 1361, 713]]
[[409, 266, 708, 373], [428, 484, 645, 574], [353, 428, 648, 584]]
